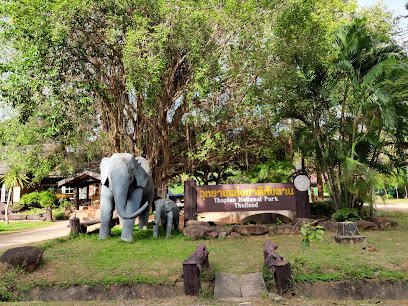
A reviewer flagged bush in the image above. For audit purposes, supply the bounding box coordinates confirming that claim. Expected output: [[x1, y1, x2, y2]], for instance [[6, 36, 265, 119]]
[[359, 206, 377, 221], [19, 190, 59, 210], [332, 208, 361, 222], [310, 201, 335, 217], [382, 194, 394, 200]]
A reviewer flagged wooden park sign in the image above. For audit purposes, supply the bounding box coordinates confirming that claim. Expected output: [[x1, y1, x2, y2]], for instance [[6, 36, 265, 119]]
[[184, 179, 309, 224], [197, 183, 296, 212]]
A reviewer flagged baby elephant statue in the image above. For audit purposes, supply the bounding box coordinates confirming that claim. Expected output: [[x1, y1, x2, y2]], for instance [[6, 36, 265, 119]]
[[99, 153, 154, 242], [153, 199, 180, 237]]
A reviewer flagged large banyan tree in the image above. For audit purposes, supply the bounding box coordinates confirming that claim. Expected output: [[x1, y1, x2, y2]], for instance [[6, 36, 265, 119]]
[[0, 0, 279, 185]]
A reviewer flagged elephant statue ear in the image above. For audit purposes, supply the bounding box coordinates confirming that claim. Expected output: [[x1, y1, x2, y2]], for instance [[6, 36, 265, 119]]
[[100, 157, 111, 186], [134, 156, 151, 188]]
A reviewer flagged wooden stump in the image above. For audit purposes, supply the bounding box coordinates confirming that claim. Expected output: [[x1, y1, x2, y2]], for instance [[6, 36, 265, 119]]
[[263, 240, 294, 296], [69, 217, 81, 235], [183, 243, 209, 295], [45, 208, 52, 222]]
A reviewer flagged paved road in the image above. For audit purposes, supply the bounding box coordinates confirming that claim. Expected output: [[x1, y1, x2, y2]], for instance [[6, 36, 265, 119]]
[[373, 201, 408, 212], [0, 220, 70, 251]]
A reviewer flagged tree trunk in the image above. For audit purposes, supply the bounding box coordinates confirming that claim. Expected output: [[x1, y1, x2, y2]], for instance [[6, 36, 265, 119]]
[[396, 187, 399, 200], [310, 186, 316, 202], [5, 187, 12, 226], [316, 169, 324, 201]]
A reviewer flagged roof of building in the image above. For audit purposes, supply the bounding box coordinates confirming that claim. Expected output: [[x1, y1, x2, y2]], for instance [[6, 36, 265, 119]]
[[57, 170, 101, 188]]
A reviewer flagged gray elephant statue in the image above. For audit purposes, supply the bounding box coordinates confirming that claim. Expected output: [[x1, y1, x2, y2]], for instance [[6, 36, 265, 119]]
[[99, 153, 154, 242], [153, 199, 180, 237]]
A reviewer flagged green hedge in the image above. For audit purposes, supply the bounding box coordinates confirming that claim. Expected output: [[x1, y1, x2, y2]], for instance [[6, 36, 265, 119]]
[[18, 190, 59, 210]]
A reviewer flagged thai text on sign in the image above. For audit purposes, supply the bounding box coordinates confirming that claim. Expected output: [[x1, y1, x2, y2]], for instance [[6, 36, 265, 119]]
[[197, 183, 296, 212]]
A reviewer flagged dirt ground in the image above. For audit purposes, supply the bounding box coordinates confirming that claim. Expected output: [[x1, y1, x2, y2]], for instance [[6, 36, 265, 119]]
[[373, 201, 408, 212]]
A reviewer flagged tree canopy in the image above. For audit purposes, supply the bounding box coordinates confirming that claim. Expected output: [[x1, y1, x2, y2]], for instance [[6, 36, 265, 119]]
[[1, 0, 408, 210]]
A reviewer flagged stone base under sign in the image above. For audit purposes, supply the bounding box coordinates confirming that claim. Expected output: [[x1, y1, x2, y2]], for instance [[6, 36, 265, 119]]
[[333, 235, 367, 244], [197, 210, 295, 225]]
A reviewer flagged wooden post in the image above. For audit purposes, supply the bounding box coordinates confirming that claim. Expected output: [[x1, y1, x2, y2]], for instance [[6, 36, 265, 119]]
[[184, 179, 197, 226], [69, 213, 81, 234], [183, 243, 209, 295], [263, 240, 294, 296], [293, 171, 311, 218], [294, 188, 310, 218], [45, 208, 52, 222], [73, 184, 80, 210]]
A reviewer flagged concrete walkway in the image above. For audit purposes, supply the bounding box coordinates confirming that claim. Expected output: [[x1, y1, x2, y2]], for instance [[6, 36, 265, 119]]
[[214, 272, 267, 301], [0, 220, 70, 252]]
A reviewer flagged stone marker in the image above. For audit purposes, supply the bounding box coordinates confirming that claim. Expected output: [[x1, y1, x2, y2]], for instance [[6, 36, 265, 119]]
[[333, 222, 367, 244], [214, 273, 241, 299], [0, 246, 44, 272], [240, 272, 267, 298]]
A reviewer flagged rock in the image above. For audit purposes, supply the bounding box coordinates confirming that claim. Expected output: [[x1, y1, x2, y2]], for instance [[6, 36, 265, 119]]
[[218, 232, 227, 239], [277, 224, 299, 235], [232, 225, 269, 235], [356, 220, 378, 231], [184, 220, 211, 227], [0, 246, 44, 272], [213, 225, 232, 235], [372, 217, 399, 230], [319, 221, 338, 232], [227, 232, 241, 239], [182, 225, 212, 239], [292, 218, 316, 226], [207, 231, 219, 239]]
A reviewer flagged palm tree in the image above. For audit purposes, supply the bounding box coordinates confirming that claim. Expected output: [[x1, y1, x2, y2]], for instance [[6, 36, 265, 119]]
[[1, 167, 29, 225]]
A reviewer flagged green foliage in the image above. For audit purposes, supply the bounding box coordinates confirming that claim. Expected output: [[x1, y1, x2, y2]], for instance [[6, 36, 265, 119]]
[[331, 208, 361, 222], [19, 190, 58, 209], [300, 222, 324, 251], [310, 201, 335, 217]]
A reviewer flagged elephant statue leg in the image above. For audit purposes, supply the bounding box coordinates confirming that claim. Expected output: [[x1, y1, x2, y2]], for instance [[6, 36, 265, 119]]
[[137, 188, 154, 230], [121, 188, 143, 241], [172, 206, 180, 231], [99, 185, 114, 239], [166, 210, 173, 237]]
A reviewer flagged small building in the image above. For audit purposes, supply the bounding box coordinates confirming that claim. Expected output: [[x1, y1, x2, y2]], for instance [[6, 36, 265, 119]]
[[57, 170, 101, 210]]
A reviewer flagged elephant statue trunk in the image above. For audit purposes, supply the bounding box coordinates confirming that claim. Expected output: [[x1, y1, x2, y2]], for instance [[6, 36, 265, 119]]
[[99, 153, 154, 242]]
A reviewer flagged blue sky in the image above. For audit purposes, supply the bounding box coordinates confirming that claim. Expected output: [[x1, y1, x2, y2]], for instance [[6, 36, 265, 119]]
[[357, 0, 406, 17]]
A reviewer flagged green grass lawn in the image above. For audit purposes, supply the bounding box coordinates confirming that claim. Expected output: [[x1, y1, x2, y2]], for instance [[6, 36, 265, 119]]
[[0, 212, 407, 302], [0, 221, 54, 235]]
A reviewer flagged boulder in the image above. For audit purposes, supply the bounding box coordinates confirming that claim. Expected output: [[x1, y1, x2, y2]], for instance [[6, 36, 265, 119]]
[[0, 246, 44, 272], [356, 220, 378, 231], [218, 232, 227, 239], [185, 220, 211, 228], [227, 232, 241, 239], [277, 224, 299, 235], [319, 221, 338, 232], [183, 225, 212, 239], [207, 231, 219, 239], [232, 225, 269, 235], [213, 225, 232, 235], [372, 217, 399, 230], [291, 218, 317, 226]]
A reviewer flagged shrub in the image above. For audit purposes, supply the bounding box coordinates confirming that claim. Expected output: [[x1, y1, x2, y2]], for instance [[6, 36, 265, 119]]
[[19, 191, 42, 210], [310, 201, 335, 217], [332, 208, 361, 222], [19, 190, 59, 210]]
